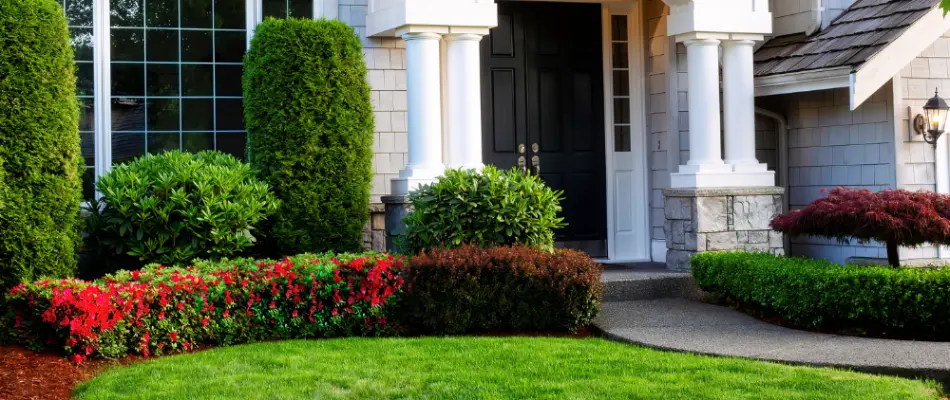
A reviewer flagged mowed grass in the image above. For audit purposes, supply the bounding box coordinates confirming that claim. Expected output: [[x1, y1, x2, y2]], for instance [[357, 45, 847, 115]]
[[74, 337, 940, 400]]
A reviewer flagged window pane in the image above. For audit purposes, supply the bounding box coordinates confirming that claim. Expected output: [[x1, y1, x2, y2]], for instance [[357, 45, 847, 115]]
[[612, 43, 628, 68], [613, 70, 629, 97], [82, 168, 96, 201], [76, 62, 95, 96], [112, 132, 146, 164], [216, 132, 246, 159], [112, 98, 146, 131], [148, 132, 180, 154], [111, 0, 144, 27], [146, 64, 179, 96], [290, 0, 312, 18], [145, 0, 178, 27], [147, 99, 180, 131], [181, 0, 212, 28], [215, 65, 242, 96], [215, 31, 246, 63], [216, 99, 244, 130], [182, 99, 214, 130], [183, 132, 215, 152], [214, 0, 246, 29], [111, 29, 145, 61], [262, 0, 286, 18], [182, 31, 213, 62], [70, 28, 94, 60], [614, 125, 631, 152], [66, 0, 94, 26], [614, 98, 630, 124], [146, 29, 179, 62], [181, 64, 214, 95], [611, 15, 627, 41], [81, 132, 95, 165], [111, 64, 145, 96], [79, 98, 95, 131]]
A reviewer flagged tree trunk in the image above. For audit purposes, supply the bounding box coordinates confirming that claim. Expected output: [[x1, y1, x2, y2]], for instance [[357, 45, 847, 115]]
[[886, 240, 900, 268]]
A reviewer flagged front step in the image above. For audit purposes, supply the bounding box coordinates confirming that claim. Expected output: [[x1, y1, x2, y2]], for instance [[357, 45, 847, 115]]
[[601, 264, 703, 302]]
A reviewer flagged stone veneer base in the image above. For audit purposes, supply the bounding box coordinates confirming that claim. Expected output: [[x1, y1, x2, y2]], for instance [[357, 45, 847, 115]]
[[663, 186, 785, 271]]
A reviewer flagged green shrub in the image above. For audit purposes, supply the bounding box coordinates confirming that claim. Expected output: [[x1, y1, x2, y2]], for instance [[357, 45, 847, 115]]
[[692, 252, 950, 340], [0, 0, 83, 292], [84, 150, 279, 268], [403, 167, 566, 254], [402, 245, 602, 334], [244, 18, 374, 255]]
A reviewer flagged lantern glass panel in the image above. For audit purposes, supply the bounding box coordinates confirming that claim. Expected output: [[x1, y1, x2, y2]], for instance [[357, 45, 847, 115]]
[[926, 107, 950, 133]]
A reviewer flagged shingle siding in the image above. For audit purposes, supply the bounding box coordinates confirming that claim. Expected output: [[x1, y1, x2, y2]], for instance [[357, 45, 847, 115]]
[[341, 1, 409, 204], [893, 31, 950, 260], [645, 0, 672, 241], [757, 84, 896, 264]]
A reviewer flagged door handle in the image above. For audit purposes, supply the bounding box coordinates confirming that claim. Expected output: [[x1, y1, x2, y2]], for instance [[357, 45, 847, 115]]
[[531, 155, 540, 176], [518, 156, 527, 173]]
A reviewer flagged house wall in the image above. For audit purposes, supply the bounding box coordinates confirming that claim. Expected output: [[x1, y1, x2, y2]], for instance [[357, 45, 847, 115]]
[[645, 0, 674, 243], [893, 31, 950, 260], [340, 1, 407, 251], [756, 84, 896, 264]]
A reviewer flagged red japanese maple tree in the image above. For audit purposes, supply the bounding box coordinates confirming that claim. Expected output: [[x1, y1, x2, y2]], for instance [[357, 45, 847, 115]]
[[770, 187, 950, 267]]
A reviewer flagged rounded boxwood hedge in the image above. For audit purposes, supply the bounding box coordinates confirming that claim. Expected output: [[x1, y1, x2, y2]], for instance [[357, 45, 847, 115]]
[[0, 0, 82, 292], [402, 166, 566, 254], [243, 18, 374, 255], [692, 252, 950, 340]]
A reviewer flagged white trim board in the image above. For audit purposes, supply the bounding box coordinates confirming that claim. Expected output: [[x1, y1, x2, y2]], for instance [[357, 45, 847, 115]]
[[601, 3, 652, 262], [754, 67, 851, 97], [852, 6, 950, 110]]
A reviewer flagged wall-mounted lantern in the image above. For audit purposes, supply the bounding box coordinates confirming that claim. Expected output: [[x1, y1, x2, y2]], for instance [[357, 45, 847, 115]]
[[913, 88, 950, 147]]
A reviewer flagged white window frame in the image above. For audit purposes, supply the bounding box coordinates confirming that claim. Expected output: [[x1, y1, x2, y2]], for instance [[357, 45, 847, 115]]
[[86, 0, 331, 199]]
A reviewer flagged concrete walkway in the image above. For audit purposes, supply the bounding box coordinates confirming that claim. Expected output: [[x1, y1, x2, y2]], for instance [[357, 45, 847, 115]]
[[594, 298, 950, 383]]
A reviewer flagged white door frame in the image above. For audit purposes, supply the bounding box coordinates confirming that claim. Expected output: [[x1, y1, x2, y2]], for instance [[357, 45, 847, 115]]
[[601, 2, 651, 262]]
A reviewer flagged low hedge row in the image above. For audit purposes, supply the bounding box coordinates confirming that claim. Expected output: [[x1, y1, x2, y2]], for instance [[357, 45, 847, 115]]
[[692, 252, 950, 339], [4, 246, 604, 361], [4, 253, 405, 362], [402, 245, 603, 334]]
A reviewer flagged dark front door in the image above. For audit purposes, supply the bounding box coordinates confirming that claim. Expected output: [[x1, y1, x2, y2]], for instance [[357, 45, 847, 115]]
[[481, 1, 607, 257]]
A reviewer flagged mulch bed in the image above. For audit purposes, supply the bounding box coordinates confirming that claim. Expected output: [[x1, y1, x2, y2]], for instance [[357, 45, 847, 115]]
[[0, 345, 128, 400]]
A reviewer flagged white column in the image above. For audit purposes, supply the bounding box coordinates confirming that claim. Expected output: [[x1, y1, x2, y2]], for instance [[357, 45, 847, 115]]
[[722, 39, 760, 168], [683, 38, 725, 169], [394, 32, 446, 195], [445, 33, 485, 170]]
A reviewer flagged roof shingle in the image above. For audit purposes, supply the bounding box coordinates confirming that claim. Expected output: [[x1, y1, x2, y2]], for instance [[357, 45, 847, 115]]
[[753, 0, 939, 77]]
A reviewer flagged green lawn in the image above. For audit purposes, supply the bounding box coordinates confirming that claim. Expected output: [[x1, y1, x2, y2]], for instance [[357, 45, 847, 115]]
[[74, 337, 940, 400]]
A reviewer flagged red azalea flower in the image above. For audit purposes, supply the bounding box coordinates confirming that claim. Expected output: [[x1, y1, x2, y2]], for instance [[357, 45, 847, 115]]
[[169, 332, 178, 342]]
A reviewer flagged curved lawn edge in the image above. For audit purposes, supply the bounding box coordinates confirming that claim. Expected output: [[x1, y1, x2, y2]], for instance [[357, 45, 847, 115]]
[[74, 337, 941, 400]]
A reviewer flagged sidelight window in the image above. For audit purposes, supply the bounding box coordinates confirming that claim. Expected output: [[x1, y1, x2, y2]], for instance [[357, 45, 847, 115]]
[[610, 14, 632, 153]]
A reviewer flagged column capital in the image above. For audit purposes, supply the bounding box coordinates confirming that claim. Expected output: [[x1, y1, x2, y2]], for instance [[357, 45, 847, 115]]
[[721, 39, 756, 48], [401, 32, 443, 41], [444, 33, 485, 42], [683, 38, 720, 47]]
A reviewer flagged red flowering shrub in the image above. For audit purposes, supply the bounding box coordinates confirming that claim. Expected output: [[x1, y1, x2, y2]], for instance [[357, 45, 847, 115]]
[[402, 245, 602, 334], [771, 187, 950, 267], [3, 253, 405, 362]]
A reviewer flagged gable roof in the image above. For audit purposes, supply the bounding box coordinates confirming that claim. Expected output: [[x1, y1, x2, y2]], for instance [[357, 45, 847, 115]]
[[754, 0, 939, 78]]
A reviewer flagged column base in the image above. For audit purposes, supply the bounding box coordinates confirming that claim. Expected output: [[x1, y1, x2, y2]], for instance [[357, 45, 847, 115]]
[[392, 165, 446, 195], [663, 186, 785, 271], [671, 169, 775, 189]]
